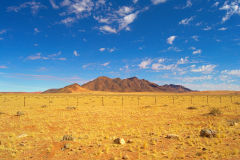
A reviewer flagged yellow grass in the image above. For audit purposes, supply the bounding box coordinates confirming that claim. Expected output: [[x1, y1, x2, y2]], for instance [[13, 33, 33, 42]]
[[0, 93, 240, 160]]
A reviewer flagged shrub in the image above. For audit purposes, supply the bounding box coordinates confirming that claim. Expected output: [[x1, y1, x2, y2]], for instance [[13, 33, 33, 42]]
[[187, 106, 197, 110], [16, 111, 24, 116], [62, 135, 74, 141], [209, 107, 222, 116], [66, 106, 77, 110], [41, 105, 47, 108]]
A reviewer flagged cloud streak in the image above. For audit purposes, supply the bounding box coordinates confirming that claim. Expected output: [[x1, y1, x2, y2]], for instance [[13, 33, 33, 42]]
[[26, 52, 66, 61]]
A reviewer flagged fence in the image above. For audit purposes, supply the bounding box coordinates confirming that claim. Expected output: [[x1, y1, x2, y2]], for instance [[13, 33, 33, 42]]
[[0, 95, 240, 107]]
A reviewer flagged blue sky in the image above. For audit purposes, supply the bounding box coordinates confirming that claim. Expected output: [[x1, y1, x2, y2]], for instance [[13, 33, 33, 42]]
[[0, 0, 240, 92]]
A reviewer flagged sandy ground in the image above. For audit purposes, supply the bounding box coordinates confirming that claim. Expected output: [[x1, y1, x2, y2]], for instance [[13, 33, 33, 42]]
[[0, 93, 240, 160]]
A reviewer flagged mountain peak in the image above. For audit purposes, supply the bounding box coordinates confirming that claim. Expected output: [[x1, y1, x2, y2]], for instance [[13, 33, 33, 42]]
[[82, 76, 192, 92], [43, 83, 89, 93], [96, 76, 112, 80], [127, 77, 139, 80]]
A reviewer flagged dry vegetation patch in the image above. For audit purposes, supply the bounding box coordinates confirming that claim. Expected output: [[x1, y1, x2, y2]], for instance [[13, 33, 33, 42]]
[[187, 106, 197, 110], [209, 107, 222, 116]]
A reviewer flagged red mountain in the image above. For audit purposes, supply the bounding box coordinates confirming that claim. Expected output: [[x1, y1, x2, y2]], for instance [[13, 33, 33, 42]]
[[81, 76, 192, 92]]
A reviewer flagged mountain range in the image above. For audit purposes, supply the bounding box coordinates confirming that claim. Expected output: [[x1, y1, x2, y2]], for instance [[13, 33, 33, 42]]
[[43, 76, 192, 93]]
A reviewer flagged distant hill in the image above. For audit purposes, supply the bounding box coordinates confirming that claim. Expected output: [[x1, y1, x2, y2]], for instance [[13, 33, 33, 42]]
[[81, 76, 192, 92], [43, 83, 89, 93], [42, 76, 192, 93]]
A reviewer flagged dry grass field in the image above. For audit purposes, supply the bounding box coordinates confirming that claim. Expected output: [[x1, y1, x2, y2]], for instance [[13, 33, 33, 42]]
[[0, 93, 240, 160]]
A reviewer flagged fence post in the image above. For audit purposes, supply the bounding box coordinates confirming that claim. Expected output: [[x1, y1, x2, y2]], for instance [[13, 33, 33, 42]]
[[49, 96, 50, 107], [122, 96, 124, 118], [67, 96, 69, 106], [138, 96, 140, 106], [102, 96, 104, 106], [122, 96, 123, 106], [155, 96, 157, 105], [77, 96, 78, 106]]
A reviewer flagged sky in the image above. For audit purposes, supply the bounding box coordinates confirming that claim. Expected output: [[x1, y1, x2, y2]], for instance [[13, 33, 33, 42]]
[[0, 0, 240, 92]]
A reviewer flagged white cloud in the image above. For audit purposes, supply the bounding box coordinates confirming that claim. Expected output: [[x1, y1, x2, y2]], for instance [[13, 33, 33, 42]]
[[99, 25, 117, 33], [190, 46, 196, 50], [167, 46, 182, 52], [151, 0, 167, 5], [58, 57, 66, 61], [185, 0, 192, 8], [179, 16, 194, 25], [0, 65, 7, 69], [0, 30, 7, 35], [220, 0, 240, 22], [192, 35, 199, 41], [158, 58, 165, 63], [175, 0, 192, 9], [152, 64, 176, 71], [102, 62, 110, 66], [191, 64, 196, 68], [68, 0, 94, 15], [222, 69, 240, 76], [192, 49, 202, 55], [179, 75, 212, 82], [120, 65, 130, 72], [99, 48, 105, 52], [191, 64, 216, 74], [7, 1, 46, 14], [183, 83, 240, 91], [94, 5, 140, 33], [117, 6, 134, 16], [61, 0, 71, 7], [218, 27, 228, 31], [108, 48, 115, 53], [49, 0, 59, 9], [213, 2, 220, 7], [73, 50, 79, 56], [34, 28, 40, 33], [26, 52, 66, 61], [27, 52, 42, 60], [133, 0, 138, 4], [203, 26, 212, 31], [119, 12, 138, 31], [56, 1, 153, 34], [95, 0, 106, 9], [94, 17, 110, 24], [60, 17, 76, 25], [139, 59, 152, 69], [177, 57, 188, 65], [152, 63, 161, 70], [167, 36, 177, 44], [99, 47, 115, 52]]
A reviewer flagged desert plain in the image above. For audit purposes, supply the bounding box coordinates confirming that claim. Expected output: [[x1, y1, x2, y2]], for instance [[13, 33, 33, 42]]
[[0, 91, 240, 160]]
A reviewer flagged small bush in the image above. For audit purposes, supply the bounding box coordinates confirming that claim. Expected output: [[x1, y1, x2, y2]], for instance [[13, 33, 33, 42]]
[[16, 111, 24, 116], [209, 107, 222, 116], [187, 106, 197, 110], [41, 105, 47, 108], [228, 119, 240, 126], [66, 106, 77, 110], [62, 135, 74, 141]]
